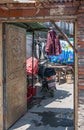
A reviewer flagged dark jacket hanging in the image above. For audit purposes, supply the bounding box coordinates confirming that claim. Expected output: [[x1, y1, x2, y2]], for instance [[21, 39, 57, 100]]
[[45, 30, 62, 56]]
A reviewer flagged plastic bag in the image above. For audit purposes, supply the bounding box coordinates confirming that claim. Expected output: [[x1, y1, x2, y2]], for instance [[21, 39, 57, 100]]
[[26, 57, 38, 75]]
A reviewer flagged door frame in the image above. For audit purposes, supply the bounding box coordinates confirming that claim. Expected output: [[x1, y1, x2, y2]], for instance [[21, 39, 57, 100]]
[[0, 18, 78, 130]]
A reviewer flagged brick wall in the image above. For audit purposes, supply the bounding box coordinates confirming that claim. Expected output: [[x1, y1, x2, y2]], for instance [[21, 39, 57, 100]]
[[77, 1, 84, 130]]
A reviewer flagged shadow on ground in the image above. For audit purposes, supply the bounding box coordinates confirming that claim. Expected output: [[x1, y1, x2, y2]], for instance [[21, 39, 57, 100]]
[[8, 84, 74, 130]]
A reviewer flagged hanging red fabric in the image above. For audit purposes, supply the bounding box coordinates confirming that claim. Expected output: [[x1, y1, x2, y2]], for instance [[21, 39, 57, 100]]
[[45, 30, 62, 56], [26, 57, 38, 75]]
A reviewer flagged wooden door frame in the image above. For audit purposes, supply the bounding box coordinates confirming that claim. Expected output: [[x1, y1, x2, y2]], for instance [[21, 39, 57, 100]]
[[0, 18, 78, 130], [74, 20, 78, 130], [0, 23, 3, 130]]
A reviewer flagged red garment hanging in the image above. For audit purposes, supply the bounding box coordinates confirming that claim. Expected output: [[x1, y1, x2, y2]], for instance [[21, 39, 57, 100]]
[[45, 30, 62, 56]]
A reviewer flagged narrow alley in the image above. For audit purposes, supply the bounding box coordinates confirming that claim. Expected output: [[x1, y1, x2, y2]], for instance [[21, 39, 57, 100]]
[[9, 82, 74, 130]]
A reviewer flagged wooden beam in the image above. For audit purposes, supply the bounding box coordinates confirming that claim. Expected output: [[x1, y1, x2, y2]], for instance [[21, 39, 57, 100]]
[[0, 8, 50, 18], [51, 21, 77, 53], [0, 1, 80, 18], [74, 21, 78, 130], [0, 23, 3, 130]]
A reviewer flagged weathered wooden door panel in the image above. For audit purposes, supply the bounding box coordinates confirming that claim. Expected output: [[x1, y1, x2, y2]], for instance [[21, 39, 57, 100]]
[[3, 24, 27, 129], [0, 24, 3, 130]]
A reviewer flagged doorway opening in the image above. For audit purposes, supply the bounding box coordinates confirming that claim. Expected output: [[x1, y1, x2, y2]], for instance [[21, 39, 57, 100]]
[[25, 21, 75, 130], [3, 20, 76, 130]]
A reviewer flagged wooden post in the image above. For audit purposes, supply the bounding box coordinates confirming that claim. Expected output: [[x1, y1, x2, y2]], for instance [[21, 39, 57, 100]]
[[74, 21, 78, 130], [0, 22, 3, 130]]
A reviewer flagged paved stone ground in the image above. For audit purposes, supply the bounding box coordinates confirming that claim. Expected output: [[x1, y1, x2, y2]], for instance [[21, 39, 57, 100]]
[[78, 90, 84, 130], [8, 82, 74, 130]]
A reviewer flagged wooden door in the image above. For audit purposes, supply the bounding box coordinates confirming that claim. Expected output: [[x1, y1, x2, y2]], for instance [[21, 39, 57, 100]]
[[3, 24, 27, 130]]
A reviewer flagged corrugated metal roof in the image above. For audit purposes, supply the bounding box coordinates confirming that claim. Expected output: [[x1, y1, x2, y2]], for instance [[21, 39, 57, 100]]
[[14, 0, 80, 2], [0, 0, 80, 3], [36, 0, 80, 3], [14, 0, 35, 2]]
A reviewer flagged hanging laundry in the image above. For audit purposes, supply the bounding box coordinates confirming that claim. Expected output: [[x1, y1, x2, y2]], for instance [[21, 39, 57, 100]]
[[49, 40, 74, 65], [45, 30, 62, 56]]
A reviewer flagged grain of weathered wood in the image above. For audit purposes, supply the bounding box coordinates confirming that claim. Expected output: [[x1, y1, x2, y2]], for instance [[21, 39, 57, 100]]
[[0, 1, 83, 130], [4, 24, 27, 129], [0, 23, 3, 130], [74, 21, 78, 130], [0, 1, 79, 21]]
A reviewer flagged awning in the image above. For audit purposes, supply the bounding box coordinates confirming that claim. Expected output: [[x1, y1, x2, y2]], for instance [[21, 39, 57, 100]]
[[9, 22, 49, 32]]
